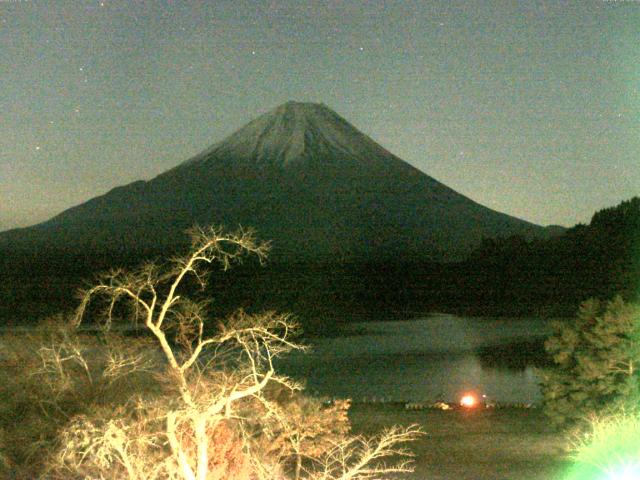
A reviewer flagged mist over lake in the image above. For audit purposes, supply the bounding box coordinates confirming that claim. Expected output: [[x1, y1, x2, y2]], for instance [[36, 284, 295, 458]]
[[279, 314, 553, 404]]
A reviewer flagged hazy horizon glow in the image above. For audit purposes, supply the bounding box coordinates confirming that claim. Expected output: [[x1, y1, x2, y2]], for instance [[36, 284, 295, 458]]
[[2, 0, 639, 232]]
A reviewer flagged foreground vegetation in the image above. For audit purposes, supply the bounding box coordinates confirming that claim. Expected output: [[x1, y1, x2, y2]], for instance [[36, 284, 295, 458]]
[[540, 297, 640, 429], [538, 296, 640, 479], [0, 227, 420, 479]]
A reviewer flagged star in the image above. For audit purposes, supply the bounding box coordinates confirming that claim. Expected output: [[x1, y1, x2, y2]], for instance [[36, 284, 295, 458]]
[[35, 146, 41, 151]]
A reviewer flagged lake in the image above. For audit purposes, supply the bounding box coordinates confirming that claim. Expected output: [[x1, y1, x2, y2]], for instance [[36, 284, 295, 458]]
[[278, 313, 553, 404]]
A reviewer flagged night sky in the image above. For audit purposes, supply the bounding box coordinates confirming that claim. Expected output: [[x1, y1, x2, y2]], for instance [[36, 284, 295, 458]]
[[2, 0, 638, 232]]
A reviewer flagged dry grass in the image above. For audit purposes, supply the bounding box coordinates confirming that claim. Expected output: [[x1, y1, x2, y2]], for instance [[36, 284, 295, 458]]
[[348, 403, 572, 480]]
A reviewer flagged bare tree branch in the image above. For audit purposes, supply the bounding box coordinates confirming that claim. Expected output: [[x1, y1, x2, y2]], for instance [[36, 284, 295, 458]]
[[46, 226, 422, 480]]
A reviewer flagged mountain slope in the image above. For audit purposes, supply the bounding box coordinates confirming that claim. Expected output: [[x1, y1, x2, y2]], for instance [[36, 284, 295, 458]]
[[1, 101, 551, 262]]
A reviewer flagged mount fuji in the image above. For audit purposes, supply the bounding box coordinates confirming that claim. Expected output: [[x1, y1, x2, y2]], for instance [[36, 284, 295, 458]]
[[1, 101, 553, 262]]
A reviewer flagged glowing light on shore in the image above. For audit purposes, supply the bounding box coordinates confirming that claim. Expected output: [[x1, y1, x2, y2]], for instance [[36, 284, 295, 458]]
[[460, 394, 477, 408]]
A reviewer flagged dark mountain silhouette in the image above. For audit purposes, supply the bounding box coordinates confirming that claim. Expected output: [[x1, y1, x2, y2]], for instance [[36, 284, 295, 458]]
[[0, 101, 555, 262]]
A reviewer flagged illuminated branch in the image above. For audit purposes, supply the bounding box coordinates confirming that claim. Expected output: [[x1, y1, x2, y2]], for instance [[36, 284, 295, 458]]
[[58, 226, 421, 480]]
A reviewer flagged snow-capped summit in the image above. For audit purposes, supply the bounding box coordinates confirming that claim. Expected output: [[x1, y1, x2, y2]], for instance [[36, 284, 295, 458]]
[[182, 101, 399, 170]]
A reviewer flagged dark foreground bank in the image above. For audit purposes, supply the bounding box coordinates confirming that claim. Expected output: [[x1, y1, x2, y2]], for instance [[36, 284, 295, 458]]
[[348, 402, 572, 480]]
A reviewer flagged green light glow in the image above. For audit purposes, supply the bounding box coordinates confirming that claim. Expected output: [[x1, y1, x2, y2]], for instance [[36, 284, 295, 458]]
[[604, 462, 640, 480], [563, 412, 640, 480], [564, 460, 640, 480]]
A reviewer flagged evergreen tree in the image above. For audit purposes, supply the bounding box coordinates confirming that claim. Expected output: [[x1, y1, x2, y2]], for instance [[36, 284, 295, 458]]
[[540, 296, 640, 428]]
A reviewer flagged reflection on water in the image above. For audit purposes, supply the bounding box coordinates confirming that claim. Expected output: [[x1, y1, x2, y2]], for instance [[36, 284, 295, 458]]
[[278, 313, 553, 404]]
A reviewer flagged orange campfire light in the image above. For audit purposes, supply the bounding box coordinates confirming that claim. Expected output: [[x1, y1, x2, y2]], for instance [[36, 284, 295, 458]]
[[460, 393, 477, 408]]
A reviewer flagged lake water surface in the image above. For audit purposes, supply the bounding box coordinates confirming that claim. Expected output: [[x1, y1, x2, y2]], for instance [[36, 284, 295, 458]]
[[279, 313, 553, 404], [1, 314, 553, 404]]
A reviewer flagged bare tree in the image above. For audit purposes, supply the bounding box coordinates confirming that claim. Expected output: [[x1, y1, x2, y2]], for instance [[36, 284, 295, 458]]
[[43, 226, 421, 479]]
